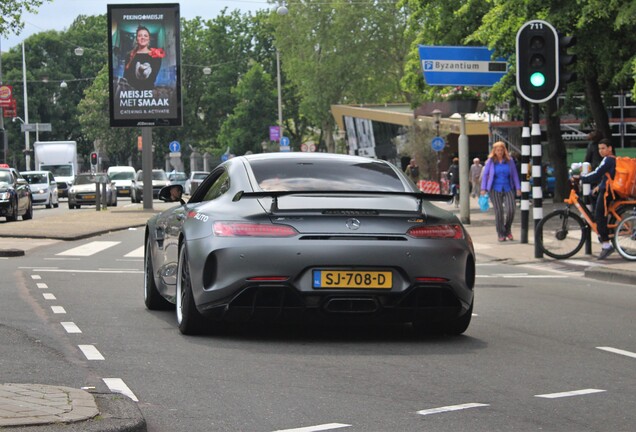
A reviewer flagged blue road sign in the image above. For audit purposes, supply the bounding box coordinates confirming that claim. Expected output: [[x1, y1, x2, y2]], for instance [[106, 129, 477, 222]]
[[431, 136, 445, 152], [169, 141, 181, 153], [418, 46, 508, 86], [280, 136, 290, 146]]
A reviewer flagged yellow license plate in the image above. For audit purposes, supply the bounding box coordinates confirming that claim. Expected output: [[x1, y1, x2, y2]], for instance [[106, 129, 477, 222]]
[[121, 190, 129, 194], [313, 270, 392, 289], [84, 195, 95, 199]]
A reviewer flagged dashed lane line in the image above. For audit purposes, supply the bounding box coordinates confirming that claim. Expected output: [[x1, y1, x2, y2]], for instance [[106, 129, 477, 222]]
[[78, 345, 105, 360], [103, 378, 139, 402], [55, 241, 121, 256], [61, 322, 82, 334], [272, 424, 351, 432], [597, 346, 636, 359], [417, 402, 489, 416], [535, 389, 606, 399]]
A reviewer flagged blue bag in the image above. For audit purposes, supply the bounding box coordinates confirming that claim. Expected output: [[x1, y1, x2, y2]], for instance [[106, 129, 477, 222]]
[[478, 193, 490, 212]]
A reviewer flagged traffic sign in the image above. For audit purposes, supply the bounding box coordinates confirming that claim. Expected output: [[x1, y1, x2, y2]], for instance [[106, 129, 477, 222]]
[[269, 126, 281, 142], [169, 141, 181, 153], [280, 145, 291, 152], [301, 143, 308, 152], [20, 123, 51, 133], [418, 46, 508, 86], [431, 136, 445, 152], [280, 136, 290, 146]]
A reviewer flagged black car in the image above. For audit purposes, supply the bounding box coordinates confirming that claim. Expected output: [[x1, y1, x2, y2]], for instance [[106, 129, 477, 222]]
[[0, 167, 34, 221]]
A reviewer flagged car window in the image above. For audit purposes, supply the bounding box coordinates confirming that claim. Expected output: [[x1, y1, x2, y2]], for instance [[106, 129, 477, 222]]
[[201, 171, 230, 202], [152, 171, 168, 180], [24, 173, 47, 183], [110, 171, 135, 180], [0, 171, 11, 183], [49, 173, 56, 183], [250, 157, 405, 191], [193, 173, 208, 180]]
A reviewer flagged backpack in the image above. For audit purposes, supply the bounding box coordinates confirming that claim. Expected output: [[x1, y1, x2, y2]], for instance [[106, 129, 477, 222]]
[[607, 157, 636, 198]]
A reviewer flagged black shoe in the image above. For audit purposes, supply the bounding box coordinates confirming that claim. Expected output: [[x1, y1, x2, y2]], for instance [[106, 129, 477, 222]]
[[598, 247, 615, 260]]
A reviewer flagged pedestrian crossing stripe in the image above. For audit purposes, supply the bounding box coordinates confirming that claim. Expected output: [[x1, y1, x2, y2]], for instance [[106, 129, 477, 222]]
[[56, 241, 120, 257]]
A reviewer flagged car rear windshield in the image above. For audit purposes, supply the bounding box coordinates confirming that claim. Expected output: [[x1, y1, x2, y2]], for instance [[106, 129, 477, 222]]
[[75, 175, 108, 185], [251, 157, 405, 191]]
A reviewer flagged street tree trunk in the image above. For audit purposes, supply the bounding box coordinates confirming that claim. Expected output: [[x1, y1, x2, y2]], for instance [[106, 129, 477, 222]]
[[545, 98, 569, 201]]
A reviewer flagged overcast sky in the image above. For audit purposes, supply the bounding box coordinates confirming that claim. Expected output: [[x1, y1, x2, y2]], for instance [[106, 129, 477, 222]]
[[1, 0, 268, 50]]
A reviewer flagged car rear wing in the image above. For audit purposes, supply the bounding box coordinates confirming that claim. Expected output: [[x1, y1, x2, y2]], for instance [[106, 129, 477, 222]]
[[233, 190, 454, 213]]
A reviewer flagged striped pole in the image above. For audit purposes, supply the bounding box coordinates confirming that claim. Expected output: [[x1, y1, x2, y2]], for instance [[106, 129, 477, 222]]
[[531, 104, 543, 258], [520, 102, 531, 243]]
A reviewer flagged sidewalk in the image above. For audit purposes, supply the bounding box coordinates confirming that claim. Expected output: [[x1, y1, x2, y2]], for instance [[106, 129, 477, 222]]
[[438, 196, 636, 285]]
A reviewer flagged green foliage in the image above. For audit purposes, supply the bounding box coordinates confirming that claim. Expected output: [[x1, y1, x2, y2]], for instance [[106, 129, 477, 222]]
[[0, 0, 51, 36]]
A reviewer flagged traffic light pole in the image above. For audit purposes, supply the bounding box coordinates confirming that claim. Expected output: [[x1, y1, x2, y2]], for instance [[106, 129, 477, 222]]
[[531, 103, 544, 258], [520, 100, 531, 244]]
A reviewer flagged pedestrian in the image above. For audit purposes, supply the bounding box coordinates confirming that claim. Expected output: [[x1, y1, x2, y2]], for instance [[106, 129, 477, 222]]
[[480, 141, 521, 242], [584, 130, 604, 171], [404, 158, 420, 184], [469, 157, 483, 198], [579, 138, 616, 259], [447, 157, 460, 207]]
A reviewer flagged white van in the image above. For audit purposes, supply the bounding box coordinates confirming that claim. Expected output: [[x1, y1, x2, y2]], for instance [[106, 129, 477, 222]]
[[107, 166, 136, 198]]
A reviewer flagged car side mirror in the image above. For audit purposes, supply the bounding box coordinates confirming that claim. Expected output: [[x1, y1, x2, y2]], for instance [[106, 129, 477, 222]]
[[159, 184, 185, 203], [17, 178, 28, 186]]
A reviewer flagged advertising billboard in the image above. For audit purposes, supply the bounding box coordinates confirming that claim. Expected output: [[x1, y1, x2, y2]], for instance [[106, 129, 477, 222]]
[[107, 3, 182, 127]]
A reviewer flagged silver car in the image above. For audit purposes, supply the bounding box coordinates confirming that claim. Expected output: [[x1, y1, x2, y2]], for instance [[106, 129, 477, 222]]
[[68, 173, 117, 209], [144, 153, 475, 336], [22, 170, 59, 208]]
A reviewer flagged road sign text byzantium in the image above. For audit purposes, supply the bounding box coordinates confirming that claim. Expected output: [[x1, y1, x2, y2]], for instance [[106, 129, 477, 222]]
[[418, 46, 508, 87], [516, 20, 559, 103]]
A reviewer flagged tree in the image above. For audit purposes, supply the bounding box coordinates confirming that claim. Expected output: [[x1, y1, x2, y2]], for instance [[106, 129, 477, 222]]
[[0, 0, 52, 36], [273, 0, 414, 152], [217, 63, 277, 155]]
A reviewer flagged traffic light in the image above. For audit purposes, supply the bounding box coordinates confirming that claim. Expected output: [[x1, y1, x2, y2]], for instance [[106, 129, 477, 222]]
[[516, 20, 559, 103], [558, 34, 577, 91], [90, 152, 98, 166]]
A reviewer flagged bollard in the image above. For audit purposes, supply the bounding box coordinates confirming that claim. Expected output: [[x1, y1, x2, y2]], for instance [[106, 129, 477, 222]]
[[95, 181, 101, 211], [581, 162, 592, 254], [101, 182, 108, 210]]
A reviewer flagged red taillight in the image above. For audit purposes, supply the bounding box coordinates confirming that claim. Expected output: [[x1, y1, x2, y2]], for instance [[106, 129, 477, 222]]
[[213, 222, 298, 237], [415, 277, 449, 283], [407, 224, 464, 239]]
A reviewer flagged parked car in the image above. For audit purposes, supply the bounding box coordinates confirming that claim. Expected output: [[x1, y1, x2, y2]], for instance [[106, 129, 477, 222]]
[[68, 173, 117, 209], [21, 170, 59, 209], [107, 166, 137, 198], [168, 171, 188, 189], [0, 167, 33, 221], [132, 169, 170, 202], [144, 153, 475, 336], [184, 171, 209, 195]]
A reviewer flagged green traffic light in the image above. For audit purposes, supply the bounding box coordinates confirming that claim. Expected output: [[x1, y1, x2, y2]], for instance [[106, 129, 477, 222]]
[[530, 72, 546, 87]]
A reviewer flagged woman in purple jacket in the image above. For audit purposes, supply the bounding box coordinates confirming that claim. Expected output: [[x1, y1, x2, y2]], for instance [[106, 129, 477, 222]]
[[480, 141, 521, 242]]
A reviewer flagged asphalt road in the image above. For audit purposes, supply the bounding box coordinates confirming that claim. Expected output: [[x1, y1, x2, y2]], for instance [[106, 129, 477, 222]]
[[2, 227, 635, 431]]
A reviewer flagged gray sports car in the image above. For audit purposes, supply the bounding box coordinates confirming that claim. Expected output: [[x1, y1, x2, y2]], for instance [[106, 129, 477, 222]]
[[144, 153, 475, 335]]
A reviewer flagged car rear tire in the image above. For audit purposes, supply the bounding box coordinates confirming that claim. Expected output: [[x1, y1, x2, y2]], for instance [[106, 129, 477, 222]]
[[144, 237, 173, 310], [22, 199, 33, 220], [176, 244, 207, 335], [413, 300, 473, 336], [46, 194, 52, 209]]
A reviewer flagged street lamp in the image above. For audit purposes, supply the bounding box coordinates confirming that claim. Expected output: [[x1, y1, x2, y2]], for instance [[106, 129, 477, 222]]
[[431, 109, 443, 190], [21, 42, 31, 170], [276, 2, 288, 144]]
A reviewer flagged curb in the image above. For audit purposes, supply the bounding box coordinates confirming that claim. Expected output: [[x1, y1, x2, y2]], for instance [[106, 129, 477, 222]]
[[584, 266, 636, 285]]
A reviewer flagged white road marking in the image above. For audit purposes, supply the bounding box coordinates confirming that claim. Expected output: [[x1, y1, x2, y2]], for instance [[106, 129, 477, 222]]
[[477, 274, 571, 279], [56, 241, 120, 256], [36, 283, 48, 289], [31, 275, 41, 280], [597, 346, 636, 359], [79, 345, 105, 360], [535, 389, 605, 399], [272, 424, 351, 432], [417, 403, 489, 416], [44, 258, 81, 261], [103, 378, 139, 402], [23, 268, 143, 274], [61, 322, 82, 333], [51, 306, 66, 314], [43, 293, 56, 300], [124, 246, 144, 258], [98, 268, 140, 271]]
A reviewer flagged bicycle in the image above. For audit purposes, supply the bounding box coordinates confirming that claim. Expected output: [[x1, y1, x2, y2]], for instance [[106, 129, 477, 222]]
[[535, 179, 636, 260], [614, 210, 636, 260]]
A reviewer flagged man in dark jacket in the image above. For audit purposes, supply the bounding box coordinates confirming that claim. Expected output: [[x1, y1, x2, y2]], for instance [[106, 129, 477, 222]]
[[580, 138, 616, 259]]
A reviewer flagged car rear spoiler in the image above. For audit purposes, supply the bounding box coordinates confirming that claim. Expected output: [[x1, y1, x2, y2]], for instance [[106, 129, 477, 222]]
[[232, 190, 454, 213]]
